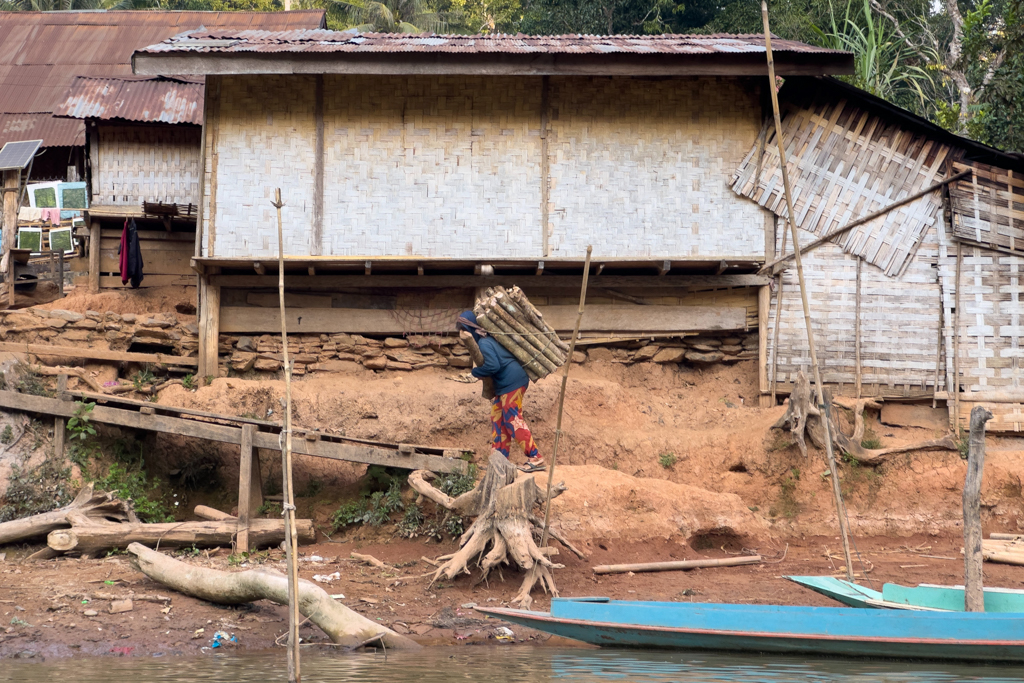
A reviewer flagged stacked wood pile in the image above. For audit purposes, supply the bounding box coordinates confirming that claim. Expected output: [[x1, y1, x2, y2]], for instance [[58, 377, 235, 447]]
[[473, 286, 568, 380], [981, 536, 1024, 566], [0, 484, 314, 560]]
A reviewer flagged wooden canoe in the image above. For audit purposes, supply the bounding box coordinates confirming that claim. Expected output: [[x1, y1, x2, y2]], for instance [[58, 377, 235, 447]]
[[477, 597, 1024, 661], [789, 575, 1024, 612]]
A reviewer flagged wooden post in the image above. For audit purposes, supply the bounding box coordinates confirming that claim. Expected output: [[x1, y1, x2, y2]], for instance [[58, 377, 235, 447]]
[[2, 168, 18, 307], [855, 258, 862, 398], [236, 424, 256, 554], [272, 188, 300, 683], [57, 250, 64, 298], [954, 243, 963, 428], [311, 75, 324, 257], [758, 285, 772, 407], [964, 405, 992, 612], [540, 75, 551, 258], [541, 245, 592, 546], [53, 374, 68, 462], [88, 220, 100, 293], [198, 275, 221, 380], [762, 1, 854, 582]]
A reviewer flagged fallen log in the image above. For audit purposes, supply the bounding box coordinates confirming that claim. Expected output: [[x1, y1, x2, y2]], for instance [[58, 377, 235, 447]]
[[126, 543, 419, 650], [0, 483, 132, 547], [194, 505, 236, 521], [47, 517, 315, 556], [592, 556, 762, 575], [990, 533, 1024, 541]]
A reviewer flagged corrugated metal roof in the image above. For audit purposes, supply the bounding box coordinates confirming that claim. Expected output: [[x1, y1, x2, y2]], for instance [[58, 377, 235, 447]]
[[137, 30, 845, 56], [54, 76, 204, 125], [0, 10, 326, 147], [0, 113, 84, 148]]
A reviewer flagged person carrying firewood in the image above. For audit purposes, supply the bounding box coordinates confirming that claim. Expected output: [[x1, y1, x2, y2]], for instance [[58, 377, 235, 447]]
[[457, 311, 546, 473]]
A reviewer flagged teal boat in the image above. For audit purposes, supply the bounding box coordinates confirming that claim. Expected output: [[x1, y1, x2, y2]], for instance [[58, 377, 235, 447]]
[[477, 597, 1024, 661], [788, 576, 1024, 612]]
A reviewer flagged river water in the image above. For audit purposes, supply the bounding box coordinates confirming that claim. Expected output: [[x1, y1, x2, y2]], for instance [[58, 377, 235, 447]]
[[3, 648, 1024, 682]]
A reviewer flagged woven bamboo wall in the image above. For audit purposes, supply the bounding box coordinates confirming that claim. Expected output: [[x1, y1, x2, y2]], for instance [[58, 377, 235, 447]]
[[205, 75, 768, 260], [96, 124, 200, 206], [732, 95, 952, 277], [547, 76, 767, 258], [767, 223, 943, 395], [951, 161, 1024, 254]]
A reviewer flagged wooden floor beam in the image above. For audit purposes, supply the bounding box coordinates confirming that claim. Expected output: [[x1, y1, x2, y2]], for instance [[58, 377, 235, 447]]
[[0, 341, 197, 367], [207, 273, 770, 290]]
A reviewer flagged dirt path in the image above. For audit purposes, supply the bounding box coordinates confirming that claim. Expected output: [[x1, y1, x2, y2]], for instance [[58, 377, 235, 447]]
[[2, 533, 1019, 660]]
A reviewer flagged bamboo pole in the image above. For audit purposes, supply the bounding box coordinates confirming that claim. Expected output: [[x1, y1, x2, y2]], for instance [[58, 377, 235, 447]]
[[593, 556, 762, 575], [540, 246, 592, 547], [272, 188, 301, 683], [855, 258, 862, 398], [954, 242, 963, 429], [762, 2, 854, 582]]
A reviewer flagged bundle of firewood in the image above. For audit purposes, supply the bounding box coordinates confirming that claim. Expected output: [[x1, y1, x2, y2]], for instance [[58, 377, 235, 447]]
[[473, 286, 569, 380]]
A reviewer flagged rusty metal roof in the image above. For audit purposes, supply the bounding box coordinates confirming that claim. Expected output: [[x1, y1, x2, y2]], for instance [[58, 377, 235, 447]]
[[138, 30, 844, 56], [0, 10, 326, 147], [0, 113, 84, 148], [54, 76, 204, 125]]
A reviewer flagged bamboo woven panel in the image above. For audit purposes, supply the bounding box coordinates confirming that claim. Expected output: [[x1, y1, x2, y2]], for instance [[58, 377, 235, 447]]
[[957, 401, 1024, 432], [97, 125, 200, 206], [767, 224, 942, 394], [951, 161, 1024, 254], [732, 95, 952, 277]]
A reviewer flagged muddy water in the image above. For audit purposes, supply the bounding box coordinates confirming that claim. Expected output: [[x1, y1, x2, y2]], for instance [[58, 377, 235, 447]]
[[3, 648, 1024, 682]]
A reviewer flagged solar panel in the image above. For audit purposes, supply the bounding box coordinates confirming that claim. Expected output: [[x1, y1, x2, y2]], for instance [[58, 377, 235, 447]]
[[0, 140, 43, 172]]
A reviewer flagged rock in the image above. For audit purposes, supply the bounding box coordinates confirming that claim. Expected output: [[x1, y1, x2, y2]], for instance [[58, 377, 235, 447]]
[[44, 318, 68, 329], [85, 310, 102, 321], [230, 352, 257, 372], [293, 353, 319, 364], [386, 360, 413, 371], [184, 323, 199, 336], [61, 330, 91, 342], [361, 348, 383, 358], [236, 336, 255, 352], [308, 360, 362, 373], [880, 403, 948, 431], [120, 313, 137, 323], [447, 356, 472, 368], [109, 599, 133, 614], [719, 344, 743, 354], [383, 338, 409, 348], [291, 364, 306, 376], [571, 350, 587, 364], [141, 317, 174, 329], [105, 330, 122, 341], [336, 353, 359, 362], [105, 311, 120, 321], [72, 319, 99, 329], [689, 343, 722, 353], [47, 309, 84, 322], [611, 348, 631, 362], [686, 336, 722, 348], [587, 347, 616, 362], [720, 336, 742, 346], [652, 348, 686, 363], [632, 345, 661, 362], [83, 610, 98, 617], [254, 358, 282, 372], [133, 328, 181, 341], [385, 349, 430, 364], [363, 356, 388, 370], [104, 323, 122, 331], [684, 350, 725, 363]]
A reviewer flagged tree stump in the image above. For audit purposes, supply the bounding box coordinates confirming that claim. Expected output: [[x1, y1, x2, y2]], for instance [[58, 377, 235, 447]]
[[408, 451, 585, 610]]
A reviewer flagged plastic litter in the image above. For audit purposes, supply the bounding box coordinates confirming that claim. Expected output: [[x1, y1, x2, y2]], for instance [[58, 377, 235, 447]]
[[312, 572, 341, 583], [210, 631, 237, 648]]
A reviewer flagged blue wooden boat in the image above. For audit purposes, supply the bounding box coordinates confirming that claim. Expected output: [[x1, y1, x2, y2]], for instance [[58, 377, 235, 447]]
[[476, 597, 1024, 662], [788, 575, 1024, 612]]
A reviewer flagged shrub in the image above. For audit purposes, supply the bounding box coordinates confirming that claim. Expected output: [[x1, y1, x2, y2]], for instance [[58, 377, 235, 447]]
[[659, 452, 677, 469]]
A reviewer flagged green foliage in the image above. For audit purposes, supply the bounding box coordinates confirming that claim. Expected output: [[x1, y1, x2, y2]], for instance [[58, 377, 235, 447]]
[[132, 367, 156, 391], [330, 480, 406, 530], [860, 428, 882, 450], [182, 374, 196, 391], [769, 467, 801, 518], [12, 363, 52, 398], [301, 478, 324, 498], [258, 500, 282, 516], [435, 464, 476, 497], [658, 452, 677, 468], [395, 502, 425, 537], [324, 0, 443, 32], [0, 448, 73, 523], [67, 402, 97, 442], [94, 462, 174, 523], [228, 549, 271, 566], [0, 425, 12, 445], [174, 544, 201, 557], [956, 426, 970, 459], [10, 617, 29, 627]]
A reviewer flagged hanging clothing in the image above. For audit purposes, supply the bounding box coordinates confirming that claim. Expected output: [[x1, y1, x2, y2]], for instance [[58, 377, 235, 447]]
[[490, 386, 541, 460], [118, 218, 144, 288]]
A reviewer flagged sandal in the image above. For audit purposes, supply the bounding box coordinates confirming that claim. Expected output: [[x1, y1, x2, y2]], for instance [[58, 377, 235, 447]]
[[518, 460, 546, 473]]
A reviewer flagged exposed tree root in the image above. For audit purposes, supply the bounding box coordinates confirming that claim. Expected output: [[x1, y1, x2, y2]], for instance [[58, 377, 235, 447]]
[[409, 451, 583, 608], [773, 371, 958, 465]]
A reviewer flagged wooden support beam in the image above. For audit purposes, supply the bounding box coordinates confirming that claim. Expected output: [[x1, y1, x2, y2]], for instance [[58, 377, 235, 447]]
[[657, 260, 671, 276], [198, 276, 221, 379], [417, 265, 424, 276], [758, 285, 772, 407], [53, 374, 68, 462], [364, 260, 371, 276], [536, 261, 545, 276], [208, 273, 770, 290], [237, 424, 256, 554], [254, 262, 266, 275], [715, 260, 728, 275], [595, 264, 605, 276], [307, 266, 316, 276], [2, 169, 17, 307], [88, 220, 100, 293], [0, 341, 198, 367], [221, 304, 747, 335], [0, 389, 467, 474]]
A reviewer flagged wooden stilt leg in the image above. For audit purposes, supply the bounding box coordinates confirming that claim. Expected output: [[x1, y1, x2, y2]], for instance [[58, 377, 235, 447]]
[[237, 424, 255, 554]]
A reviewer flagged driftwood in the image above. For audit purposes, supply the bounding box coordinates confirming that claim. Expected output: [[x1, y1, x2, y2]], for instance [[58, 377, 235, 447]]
[[593, 556, 762, 575], [47, 517, 315, 556], [408, 451, 584, 609], [0, 483, 132, 547], [773, 371, 958, 465], [351, 552, 387, 569], [194, 505, 236, 521], [126, 543, 419, 650]]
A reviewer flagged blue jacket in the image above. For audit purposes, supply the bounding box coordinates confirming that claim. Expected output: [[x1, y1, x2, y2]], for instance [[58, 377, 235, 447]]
[[459, 311, 530, 397]]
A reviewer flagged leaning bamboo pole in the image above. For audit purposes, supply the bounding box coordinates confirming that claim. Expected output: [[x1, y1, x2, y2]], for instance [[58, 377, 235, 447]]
[[761, 2, 855, 582], [272, 188, 301, 683], [541, 246, 592, 546]]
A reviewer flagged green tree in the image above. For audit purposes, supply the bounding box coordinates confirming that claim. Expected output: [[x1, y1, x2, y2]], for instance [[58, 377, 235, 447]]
[[0, 0, 102, 9], [308, 0, 442, 31]]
